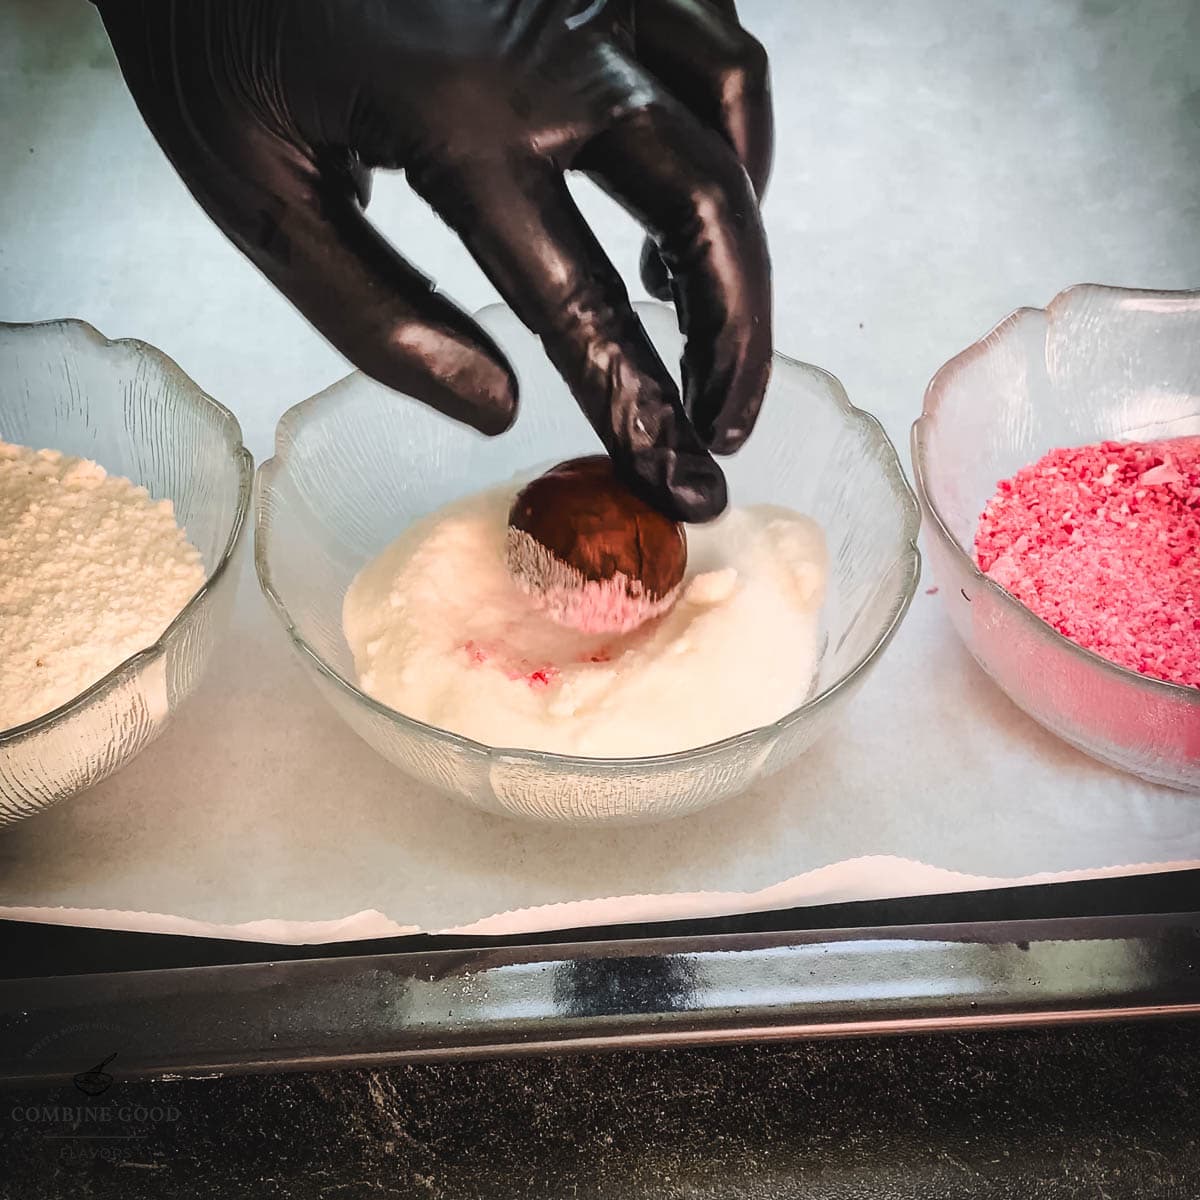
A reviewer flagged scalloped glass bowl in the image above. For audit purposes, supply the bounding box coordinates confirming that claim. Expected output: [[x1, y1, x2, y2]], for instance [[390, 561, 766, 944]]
[[256, 303, 920, 825], [913, 284, 1200, 792], [0, 320, 253, 824]]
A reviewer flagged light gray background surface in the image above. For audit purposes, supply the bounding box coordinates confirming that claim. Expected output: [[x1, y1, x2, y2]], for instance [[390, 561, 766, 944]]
[[1, 0, 1198, 935]]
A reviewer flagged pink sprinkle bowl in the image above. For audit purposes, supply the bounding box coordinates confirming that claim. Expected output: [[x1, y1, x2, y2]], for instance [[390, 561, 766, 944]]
[[912, 284, 1200, 793]]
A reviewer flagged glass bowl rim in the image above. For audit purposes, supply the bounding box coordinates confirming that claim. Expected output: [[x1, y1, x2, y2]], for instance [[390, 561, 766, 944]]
[[254, 301, 923, 769], [910, 281, 1200, 709], [0, 318, 255, 744]]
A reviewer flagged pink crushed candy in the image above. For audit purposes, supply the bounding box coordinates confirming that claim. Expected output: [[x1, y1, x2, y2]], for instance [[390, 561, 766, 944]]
[[460, 641, 561, 690], [974, 437, 1200, 689], [462, 639, 489, 665]]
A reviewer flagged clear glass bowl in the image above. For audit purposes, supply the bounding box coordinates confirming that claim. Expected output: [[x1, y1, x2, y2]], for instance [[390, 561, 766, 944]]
[[256, 302, 920, 825], [0, 320, 253, 824], [913, 284, 1200, 792]]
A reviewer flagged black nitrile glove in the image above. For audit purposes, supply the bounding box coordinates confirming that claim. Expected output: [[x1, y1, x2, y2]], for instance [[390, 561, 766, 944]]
[[96, 0, 773, 522]]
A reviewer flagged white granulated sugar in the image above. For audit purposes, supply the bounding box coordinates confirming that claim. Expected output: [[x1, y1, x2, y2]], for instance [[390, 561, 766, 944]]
[[0, 439, 206, 729], [344, 483, 828, 758]]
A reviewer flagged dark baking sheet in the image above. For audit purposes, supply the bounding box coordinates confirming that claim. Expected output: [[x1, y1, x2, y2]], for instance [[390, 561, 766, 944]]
[[2, 870, 1198, 1085]]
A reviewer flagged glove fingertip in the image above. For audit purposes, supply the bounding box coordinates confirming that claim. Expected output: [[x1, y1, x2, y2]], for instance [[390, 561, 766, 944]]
[[687, 327, 772, 457], [469, 364, 520, 437], [444, 353, 519, 437], [620, 443, 728, 525], [360, 319, 520, 438]]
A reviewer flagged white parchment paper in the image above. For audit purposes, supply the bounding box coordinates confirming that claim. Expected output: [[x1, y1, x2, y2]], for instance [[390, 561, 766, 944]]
[[2, 1, 1198, 944], [1, 559, 1196, 943]]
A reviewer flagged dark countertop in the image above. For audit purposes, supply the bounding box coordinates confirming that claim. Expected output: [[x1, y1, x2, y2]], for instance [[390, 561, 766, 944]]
[[3, 1019, 1199, 1199]]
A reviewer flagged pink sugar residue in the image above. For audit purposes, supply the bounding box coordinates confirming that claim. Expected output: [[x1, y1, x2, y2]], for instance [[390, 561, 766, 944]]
[[974, 437, 1200, 688], [463, 639, 489, 665], [461, 641, 560, 690]]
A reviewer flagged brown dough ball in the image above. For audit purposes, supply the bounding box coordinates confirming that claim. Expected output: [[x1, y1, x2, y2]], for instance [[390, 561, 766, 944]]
[[506, 456, 688, 633]]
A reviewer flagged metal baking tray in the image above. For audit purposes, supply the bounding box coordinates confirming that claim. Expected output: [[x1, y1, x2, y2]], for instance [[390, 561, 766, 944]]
[[3, 870, 1198, 1086]]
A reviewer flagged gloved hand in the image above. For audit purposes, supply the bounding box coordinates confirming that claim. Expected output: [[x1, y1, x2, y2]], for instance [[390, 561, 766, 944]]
[[96, 0, 773, 522]]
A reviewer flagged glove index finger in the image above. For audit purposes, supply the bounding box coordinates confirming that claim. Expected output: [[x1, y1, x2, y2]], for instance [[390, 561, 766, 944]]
[[408, 154, 728, 523]]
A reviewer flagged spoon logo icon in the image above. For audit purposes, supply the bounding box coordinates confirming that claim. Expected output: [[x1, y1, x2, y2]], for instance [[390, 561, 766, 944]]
[[73, 1052, 117, 1097]]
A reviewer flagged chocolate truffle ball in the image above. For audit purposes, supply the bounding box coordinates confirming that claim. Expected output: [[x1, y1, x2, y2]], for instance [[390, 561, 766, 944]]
[[506, 456, 688, 635]]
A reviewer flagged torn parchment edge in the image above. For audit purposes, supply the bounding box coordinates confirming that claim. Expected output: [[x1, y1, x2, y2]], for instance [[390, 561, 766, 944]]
[[2, 854, 1196, 946]]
